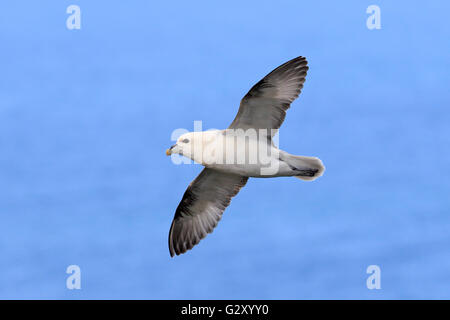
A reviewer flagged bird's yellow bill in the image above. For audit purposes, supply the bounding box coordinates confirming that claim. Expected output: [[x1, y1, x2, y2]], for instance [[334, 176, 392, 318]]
[[166, 149, 172, 156]]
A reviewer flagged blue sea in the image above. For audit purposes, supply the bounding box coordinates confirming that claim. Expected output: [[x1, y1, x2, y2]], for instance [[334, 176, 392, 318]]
[[0, 1, 449, 299]]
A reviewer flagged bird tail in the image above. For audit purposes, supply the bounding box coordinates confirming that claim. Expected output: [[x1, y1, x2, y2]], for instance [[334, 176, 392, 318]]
[[282, 153, 325, 181]]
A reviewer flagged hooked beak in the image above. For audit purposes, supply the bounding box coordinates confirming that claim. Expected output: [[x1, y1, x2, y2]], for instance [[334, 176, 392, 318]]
[[166, 144, 176, 156]]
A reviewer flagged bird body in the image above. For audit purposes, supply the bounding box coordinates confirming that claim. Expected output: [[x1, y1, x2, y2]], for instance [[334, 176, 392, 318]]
[[166, 56, 325, 256], [169, 129, 324, 179]]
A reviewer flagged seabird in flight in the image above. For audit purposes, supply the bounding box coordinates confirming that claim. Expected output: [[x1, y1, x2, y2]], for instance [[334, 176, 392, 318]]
[[166, 56, 325, 256]]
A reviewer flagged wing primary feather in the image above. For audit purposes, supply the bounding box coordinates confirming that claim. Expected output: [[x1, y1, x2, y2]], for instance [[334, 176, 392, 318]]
[[168, 169, 248, 257], [229, 56, 309, 136]]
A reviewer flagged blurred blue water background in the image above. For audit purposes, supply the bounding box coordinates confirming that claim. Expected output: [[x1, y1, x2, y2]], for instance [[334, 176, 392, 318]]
[[0, 1, 449, 299]]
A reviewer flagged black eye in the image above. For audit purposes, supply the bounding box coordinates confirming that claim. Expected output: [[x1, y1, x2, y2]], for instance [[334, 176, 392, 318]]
[[181, 138, 189, 143]]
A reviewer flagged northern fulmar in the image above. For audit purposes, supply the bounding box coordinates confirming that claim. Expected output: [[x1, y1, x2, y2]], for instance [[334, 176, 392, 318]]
[[166, 56, 325, 257]]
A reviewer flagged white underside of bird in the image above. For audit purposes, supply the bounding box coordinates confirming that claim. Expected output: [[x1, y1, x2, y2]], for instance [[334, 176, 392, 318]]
[[167, 129, 324, 179]]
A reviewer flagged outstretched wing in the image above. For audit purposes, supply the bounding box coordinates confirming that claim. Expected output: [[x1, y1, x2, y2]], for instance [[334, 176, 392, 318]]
[[168, 168, 248, 257], [228, 56, 308, 137]]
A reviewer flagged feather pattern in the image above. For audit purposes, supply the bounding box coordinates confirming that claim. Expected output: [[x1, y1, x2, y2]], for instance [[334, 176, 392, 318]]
[[228, 56, 308, 137], [169, 168, 248, 256]]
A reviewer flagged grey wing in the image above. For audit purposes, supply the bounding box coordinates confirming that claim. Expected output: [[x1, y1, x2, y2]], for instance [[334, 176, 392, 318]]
[[168, 168, 248, 257], [228, 56, 308, 137]]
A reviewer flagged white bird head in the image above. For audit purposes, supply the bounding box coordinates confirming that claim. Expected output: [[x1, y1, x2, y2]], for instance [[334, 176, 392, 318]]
[[166, 132, 193, 157], [166, 131, 219, 164]]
